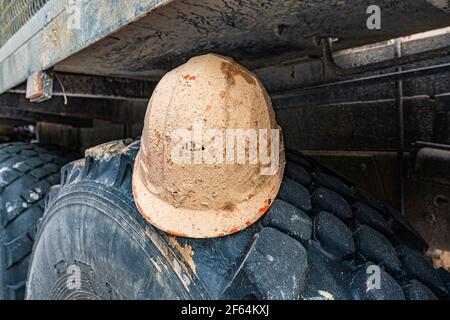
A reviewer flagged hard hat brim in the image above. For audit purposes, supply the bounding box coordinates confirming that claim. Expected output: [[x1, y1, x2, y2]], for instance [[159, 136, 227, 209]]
[[132, 153, 285, 238]]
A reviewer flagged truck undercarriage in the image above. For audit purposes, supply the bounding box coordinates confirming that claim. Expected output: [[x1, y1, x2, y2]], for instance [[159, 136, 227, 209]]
[[0, 0, 449, 301]]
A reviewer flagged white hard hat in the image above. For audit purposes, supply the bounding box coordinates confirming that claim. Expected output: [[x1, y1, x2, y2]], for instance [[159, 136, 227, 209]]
[[133, 54, 285, 238]]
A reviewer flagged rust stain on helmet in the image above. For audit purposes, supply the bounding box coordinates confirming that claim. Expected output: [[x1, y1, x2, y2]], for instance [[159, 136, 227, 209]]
[[132, 53, 285, 238]]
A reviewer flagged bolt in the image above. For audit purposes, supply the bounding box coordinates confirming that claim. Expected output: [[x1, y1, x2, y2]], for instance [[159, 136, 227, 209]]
[[424, 211, 436, 224]]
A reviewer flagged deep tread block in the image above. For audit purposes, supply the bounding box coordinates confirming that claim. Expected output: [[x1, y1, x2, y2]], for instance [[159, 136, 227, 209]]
[[403, 280, 437, 300], [12, 161, 32, 174], [6, 282, 26, 300], [315, 171, 356, 201], [54, 157, 71, 165], [353, 202, 393, 237], [302, 243, 351, 300], [354, 225, 402, 275], [20, 150, 37, 157], [1, 199, 27, 226], [314, 211, 355, 260], [350, 262, 405, 300], [396, 245, 448, 298], [222, 228, 307, 300], [437, 268, 450, 285], [37, 199, 46, 211], [312, 187, 352, 221], [0, 154, 10, 162], [355, 187, 383, 212], [38, 154, 55, 162], [4, 235, 33, 268], [382, 203, 428, 253], [0, 167, 21, 188], [284, 162, 311, 186], [42, 163, 59, 174], [30, 180, 51, 197], [6, 145, 24, 153], [45, 173, 60, 185], [21, 188, 43, 204], [25, 157, 44, 168], [285, 151, 313, 171], [29, 167, 49, 180], [277, 178, 312, 212], [263, 199, 312, 243], [28, 225, 38, 241], [437, 268, 450, 294]]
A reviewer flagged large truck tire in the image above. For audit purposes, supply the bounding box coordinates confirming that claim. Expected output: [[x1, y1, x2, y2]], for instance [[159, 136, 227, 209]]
[[0, 142, 76, 300], [26, 140, 450, 300]]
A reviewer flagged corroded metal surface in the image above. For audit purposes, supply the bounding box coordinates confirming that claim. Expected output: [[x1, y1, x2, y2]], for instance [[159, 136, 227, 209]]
[[1, 0, 450, 95]]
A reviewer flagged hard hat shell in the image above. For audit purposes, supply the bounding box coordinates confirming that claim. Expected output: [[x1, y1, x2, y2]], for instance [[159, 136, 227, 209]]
[[133, 54, 285, 238]]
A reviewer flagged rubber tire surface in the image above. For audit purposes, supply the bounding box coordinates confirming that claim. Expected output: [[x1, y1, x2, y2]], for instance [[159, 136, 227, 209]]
[[26, 140, 450, 300], [0, 142, 75, 300]]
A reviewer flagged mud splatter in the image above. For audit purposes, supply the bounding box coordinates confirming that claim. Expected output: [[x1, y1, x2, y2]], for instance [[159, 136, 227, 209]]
[[221, 61, 255, 86], [222, 202, 236, 212], [168, 237, 197, 274]]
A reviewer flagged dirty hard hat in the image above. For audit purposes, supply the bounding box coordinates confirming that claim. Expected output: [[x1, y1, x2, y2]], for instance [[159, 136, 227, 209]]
[[132, 54, 285, 238]]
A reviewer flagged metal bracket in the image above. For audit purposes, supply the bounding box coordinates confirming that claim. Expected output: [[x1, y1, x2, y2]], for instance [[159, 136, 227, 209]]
[[414, 141, 450, 186], [25, 70, 53, 102], [319, 37, 450, 76]]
